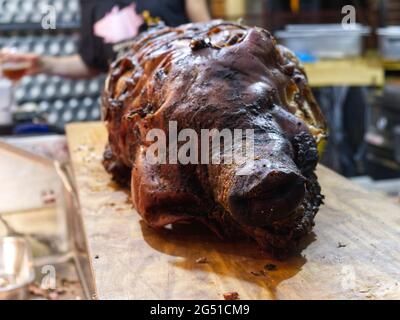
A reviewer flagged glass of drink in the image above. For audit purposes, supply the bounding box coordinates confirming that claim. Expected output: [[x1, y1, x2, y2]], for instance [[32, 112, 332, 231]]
[[1, 61, 31, 82], [0, 47, 32, 82], [0, 48, 32, 113]]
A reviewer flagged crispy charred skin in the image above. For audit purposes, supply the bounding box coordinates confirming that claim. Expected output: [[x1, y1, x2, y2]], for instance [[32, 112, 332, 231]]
[[102, 20, 327, 257]]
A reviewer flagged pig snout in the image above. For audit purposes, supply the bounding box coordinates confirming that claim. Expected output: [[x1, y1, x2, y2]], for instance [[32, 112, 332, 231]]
[[228, 166, 306, 227], [225, 128, 307, 227], [205, 113, 312, 228]]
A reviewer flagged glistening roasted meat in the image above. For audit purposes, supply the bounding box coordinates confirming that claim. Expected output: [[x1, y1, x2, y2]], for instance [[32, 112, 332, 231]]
[[102, 20, 328, 256]]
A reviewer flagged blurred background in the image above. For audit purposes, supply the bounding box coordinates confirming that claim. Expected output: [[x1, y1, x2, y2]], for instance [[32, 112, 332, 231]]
[[0, 0, 399, 300]]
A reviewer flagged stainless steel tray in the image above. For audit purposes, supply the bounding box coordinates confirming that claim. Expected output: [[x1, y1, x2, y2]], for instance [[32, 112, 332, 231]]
[[275, 24, 370, 59], [378, 27, 400, 61], [0, 237, 35, 299]]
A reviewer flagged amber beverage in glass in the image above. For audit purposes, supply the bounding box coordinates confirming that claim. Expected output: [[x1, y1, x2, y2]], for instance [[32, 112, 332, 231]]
[[1, 62, 31, 82]]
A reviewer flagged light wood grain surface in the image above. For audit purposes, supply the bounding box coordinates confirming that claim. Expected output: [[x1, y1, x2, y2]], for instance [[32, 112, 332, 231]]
[[66, 122, 400, 300]]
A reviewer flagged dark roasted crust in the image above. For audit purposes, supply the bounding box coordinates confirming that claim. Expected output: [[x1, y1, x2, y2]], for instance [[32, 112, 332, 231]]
[[247, 173, 323, 257], [102, 20, 327, 257], [203, 172, 323, 258]]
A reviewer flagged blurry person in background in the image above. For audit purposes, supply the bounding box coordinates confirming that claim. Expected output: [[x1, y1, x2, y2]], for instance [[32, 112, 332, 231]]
[[0, 0, 210, 79]]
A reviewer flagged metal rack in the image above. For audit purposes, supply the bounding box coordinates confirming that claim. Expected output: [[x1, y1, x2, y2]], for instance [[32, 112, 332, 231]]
[[0, 0, 80, 29], [0, 0, 104, 128]]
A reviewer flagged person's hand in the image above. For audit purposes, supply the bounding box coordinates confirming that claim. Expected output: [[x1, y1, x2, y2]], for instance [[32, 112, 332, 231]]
[[0, 48, 42, 77]]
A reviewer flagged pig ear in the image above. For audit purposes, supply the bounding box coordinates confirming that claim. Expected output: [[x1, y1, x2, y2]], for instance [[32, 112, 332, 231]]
[[131, 148, 207, 228]]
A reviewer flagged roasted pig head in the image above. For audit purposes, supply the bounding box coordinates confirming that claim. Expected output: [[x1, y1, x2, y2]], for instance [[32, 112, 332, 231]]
[[102, 21, 327, 256]]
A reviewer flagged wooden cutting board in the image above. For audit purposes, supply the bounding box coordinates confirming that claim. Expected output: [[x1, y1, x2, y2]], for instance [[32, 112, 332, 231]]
[[66, 122, 400, 300]]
